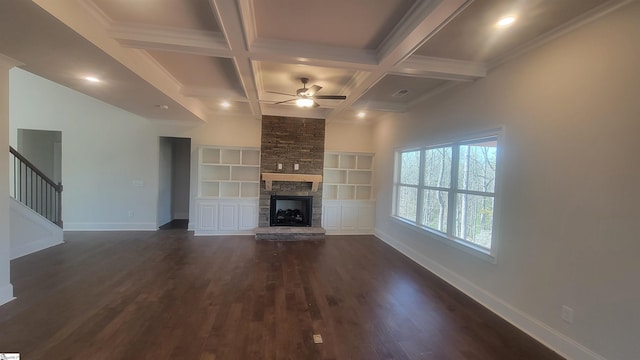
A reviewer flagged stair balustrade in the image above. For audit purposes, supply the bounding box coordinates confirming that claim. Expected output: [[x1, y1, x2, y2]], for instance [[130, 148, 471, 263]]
[[9, 146, 63, 227]]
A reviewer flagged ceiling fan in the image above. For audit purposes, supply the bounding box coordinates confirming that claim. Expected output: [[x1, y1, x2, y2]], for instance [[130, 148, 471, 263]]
[[267, 77, 347, 108]]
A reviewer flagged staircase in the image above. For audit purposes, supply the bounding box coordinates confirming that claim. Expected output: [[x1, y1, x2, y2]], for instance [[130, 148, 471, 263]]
[[8, 146, 64, 259]]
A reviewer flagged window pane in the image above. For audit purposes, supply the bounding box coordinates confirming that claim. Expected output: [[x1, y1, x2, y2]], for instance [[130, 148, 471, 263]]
[[400, 151, 420, 185], [423, 147, 452, 188], [397, 186, 418, 222], [455, 194, 494, 249], [457, 139, 497, 193], [421, 190, 448, 232]]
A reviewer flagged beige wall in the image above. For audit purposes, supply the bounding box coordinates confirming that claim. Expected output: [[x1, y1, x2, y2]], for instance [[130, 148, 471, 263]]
[[325, 120, 375, 153], [9, 69, 375, 231], [373, 3, 640, 360]]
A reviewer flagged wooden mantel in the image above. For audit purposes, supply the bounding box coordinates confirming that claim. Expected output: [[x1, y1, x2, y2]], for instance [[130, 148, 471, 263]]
[[261, 173, 323, 192]]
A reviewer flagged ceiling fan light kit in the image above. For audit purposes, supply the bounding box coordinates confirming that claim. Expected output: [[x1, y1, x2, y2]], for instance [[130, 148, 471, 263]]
[[296, 98, 315, 108], [269, 77, 346, 109]]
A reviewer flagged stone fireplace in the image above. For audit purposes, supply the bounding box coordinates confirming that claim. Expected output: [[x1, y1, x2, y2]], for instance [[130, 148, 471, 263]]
[[270, 195, 313, 227], [258, 115, 324, 230]]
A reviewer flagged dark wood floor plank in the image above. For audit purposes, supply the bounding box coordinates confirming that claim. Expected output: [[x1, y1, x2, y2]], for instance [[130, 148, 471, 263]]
[[0, 231, 564, 359]]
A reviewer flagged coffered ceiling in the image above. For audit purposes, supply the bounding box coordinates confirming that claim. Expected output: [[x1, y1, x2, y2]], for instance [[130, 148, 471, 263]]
[[0, 0, 630, 123]]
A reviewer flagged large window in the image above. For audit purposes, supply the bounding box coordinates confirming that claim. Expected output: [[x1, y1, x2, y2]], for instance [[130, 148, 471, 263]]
[[394, 135, 499, 256]]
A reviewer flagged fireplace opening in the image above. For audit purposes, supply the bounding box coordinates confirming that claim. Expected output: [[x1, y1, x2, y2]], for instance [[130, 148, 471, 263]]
[[270, 195, 312, 227]]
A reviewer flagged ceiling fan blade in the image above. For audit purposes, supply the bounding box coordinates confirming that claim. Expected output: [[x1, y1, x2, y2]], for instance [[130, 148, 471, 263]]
[[314, 95, 347, 100], [274, 99, 297, 105], [306, 85, 322, 97], [266, 91, 296, 97]]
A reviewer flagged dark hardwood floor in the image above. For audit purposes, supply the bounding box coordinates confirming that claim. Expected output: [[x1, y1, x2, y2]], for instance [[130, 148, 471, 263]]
[[0, 231, 563, 359]]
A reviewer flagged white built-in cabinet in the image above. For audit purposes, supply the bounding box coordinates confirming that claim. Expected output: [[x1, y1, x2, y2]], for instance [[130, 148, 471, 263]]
[[195, 146, 260, 235], [322, 152, 376, 234]]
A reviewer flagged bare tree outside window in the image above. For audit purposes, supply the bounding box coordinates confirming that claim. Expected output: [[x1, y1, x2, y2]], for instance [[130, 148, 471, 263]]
[[393, 136, 498, 254]]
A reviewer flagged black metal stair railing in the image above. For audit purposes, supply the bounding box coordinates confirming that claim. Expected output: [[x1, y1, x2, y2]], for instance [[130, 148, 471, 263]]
[[9, 146, 63, 228]]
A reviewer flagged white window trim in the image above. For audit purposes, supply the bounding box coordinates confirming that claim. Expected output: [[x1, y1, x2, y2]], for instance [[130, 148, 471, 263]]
[[391, 128, 504, 263]]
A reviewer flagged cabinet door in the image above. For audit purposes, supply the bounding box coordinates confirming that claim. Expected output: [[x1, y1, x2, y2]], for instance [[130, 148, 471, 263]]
[[239, 203, 257, 230], [340, 205, 358, 231], [357, 204, 375, 231], [198, 202, 218, 231], [322, 204, 340, 231], [219, 203, 238, 231]]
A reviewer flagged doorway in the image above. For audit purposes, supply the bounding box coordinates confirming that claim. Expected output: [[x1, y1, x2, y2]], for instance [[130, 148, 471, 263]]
[[17, 129, 62, 184], [157, 137, 191, 229]]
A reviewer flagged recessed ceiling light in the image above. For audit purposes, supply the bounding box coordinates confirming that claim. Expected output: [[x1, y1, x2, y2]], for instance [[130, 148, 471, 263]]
[[357, 112, 366, 118], [84, 76, 101, 83], [155, 104, 169, 110], [221, 101, 231, 108], [496, 16, 516, 28]]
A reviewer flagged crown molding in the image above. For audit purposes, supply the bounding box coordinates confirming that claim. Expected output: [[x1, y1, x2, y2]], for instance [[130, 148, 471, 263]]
[[137, 51, 183, 90], [78, 0, 113, 28], [340, 71, 371, 98], [376, 0, 470, 64], [394, 55, 486, 81], [109, 23, 230, 57], [250, 38, 378, 71], [180, 86, 247, 101]]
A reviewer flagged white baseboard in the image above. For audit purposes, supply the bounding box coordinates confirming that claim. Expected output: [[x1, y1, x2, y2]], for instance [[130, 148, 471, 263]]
[[0, 283, 15, 307], [11, 237, 63, 260], [64, 222, 157, 231], [325, 230, 374, 235], [374, 228, 607, 360]]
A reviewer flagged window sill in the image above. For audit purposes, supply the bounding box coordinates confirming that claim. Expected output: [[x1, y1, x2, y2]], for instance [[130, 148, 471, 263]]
[[391, 216, 497, 264]]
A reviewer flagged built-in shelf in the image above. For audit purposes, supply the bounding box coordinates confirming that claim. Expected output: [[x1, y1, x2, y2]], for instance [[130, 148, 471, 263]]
[[261, 173, 323, 191], [323, 152, 374, 200], [199, 146, 260, 198]]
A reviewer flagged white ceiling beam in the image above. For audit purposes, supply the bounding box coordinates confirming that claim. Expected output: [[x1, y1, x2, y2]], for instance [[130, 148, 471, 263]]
[[260, 104, 329, 120], [209, 0, 262, 119], [180, 86, 248, 102], [33, 0, 209, 122], [250, 39, 378, 71], [393, 55, 486, 81], [327, 0, 469, 121], [110, 23, 231, 58]]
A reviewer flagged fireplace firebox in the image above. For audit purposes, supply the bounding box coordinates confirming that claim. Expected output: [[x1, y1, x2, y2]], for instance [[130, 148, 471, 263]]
[[270, 195, 313, 227]]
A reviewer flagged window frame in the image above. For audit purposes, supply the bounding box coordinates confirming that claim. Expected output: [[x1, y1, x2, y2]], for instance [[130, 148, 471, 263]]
[[392, 130, 502, 262]]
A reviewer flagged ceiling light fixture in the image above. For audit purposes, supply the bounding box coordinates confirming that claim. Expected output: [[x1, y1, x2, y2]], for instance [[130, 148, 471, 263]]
[[296, 97, 314, 108], [221, 101, 231, 108], [496, 16, 516, 28], [84, 76, 101, 83], [357, 112, 366, 118]]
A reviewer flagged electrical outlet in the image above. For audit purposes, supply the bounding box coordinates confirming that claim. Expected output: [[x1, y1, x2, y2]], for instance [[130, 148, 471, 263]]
[[277, 163, 283, 170], [294, 164, 299, 171], [561, 305, 574, 324], [127, 210, 134, 218], [312, 334, 323, 344]]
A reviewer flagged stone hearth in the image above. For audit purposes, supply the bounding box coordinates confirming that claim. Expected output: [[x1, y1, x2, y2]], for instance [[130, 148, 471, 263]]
[[254, 226, 326, 241]]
